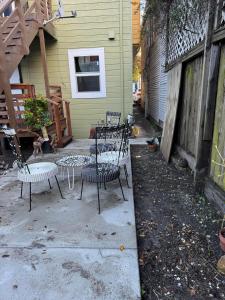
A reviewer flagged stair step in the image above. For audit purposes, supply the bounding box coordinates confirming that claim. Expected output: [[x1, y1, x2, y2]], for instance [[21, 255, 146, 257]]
[[12, 36, 22, 40], [2, 30, 22, 36], [6, 42, 21, 47]]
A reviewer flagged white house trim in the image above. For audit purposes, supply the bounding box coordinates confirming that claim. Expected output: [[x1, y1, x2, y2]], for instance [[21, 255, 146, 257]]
[[68, 48, 106, 99]]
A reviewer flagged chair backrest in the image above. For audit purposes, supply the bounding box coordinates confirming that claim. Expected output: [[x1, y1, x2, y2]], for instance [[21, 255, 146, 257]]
[[120, 121, 130, 157], [106, 111, 121, 126], [95, 124, 126, 166]]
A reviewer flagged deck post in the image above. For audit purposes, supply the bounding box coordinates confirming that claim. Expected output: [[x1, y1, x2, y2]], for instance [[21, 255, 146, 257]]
[[65, 101, 72, 137], [38, 28, 52, 114], [53, 104, 63, 147]]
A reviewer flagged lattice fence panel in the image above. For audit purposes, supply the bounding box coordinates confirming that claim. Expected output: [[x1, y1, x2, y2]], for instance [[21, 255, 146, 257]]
[[166, 0, 208, 65]]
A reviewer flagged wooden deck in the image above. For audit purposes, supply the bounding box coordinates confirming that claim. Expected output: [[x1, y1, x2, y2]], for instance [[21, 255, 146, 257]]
[[0, 84, 72, 147]]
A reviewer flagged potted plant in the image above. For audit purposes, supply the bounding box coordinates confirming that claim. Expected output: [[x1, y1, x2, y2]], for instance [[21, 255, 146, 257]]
[[24, 96, 53, 153], [219, 215, 225, 252], [146, 138, 158, 153]]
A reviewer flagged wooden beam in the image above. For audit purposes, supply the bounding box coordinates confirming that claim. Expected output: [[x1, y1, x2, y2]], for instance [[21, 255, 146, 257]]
[[65, 101, 72, 137], [38, 28, 50, 99], [212, 26, 225, 43], [160, 63, 182, 162]]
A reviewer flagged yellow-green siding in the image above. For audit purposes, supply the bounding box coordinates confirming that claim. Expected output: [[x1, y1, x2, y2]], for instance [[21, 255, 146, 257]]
[[21, 0, 132, 138], [210, 44, 225, 191]]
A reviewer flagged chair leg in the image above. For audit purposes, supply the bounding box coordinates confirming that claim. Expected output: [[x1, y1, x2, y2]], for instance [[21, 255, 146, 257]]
[[20, 182, 23, 198], [48, 179, 52, 189], [124, 164, 130, 188], [55, 176, 64, 199], [29, 182, 32, 212], [104, 181, 107, 190], [97, 181, 101, 214], [78, 179, 84, 200], [118, 176, 127, 201]]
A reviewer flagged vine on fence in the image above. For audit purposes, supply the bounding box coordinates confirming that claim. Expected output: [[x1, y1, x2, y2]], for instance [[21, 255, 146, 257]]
[[143, 0, 209, 64]]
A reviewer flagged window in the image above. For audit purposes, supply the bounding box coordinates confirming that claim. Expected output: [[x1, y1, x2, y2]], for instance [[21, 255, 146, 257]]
[[68, 48, 106, 98]]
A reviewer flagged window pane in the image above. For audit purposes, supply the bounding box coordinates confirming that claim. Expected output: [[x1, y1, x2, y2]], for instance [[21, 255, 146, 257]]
[[75, 56, 99, 73], [77, 76, 100, 92]]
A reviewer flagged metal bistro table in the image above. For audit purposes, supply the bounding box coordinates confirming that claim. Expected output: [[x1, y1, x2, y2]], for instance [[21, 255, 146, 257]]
[[56, 155, 92, 190]]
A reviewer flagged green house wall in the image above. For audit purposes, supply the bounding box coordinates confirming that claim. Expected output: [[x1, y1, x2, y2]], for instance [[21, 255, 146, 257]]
[[21, 0, 132, 138]]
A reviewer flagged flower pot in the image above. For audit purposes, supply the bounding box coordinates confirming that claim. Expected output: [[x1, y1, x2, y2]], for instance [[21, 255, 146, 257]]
[[217, 255, 225, 275], [42, 140, 53, 154], [148, 143, 157, 153], [219, 228, 225, 252]]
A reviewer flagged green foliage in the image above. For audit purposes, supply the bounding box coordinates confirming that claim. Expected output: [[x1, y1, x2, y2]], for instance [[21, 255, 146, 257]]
[[24, 96, 52, 130], [133, 54, 141, 81], [143, 0, 209, 35]]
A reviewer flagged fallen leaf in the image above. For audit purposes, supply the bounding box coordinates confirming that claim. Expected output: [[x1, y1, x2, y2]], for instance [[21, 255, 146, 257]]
[[119, 245, 125, 251]]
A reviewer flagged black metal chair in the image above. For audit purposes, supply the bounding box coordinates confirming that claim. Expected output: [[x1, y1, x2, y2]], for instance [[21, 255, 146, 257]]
[[97, 121, 131, 187], [106, 111, 121, 126], [2, 128, 64, 211], [79, 124, 127, 214], [89, 111, 121, 154]]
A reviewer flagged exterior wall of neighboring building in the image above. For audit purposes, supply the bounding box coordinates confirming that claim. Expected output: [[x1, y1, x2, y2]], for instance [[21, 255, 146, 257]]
[[21, 0, 132, 138], [132, 0, 140, 46], [141, 15, 168, 126]]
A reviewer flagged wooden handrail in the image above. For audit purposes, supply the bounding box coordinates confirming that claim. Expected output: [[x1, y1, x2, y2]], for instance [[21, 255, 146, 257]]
[[50, 95, 71, 104], [46, 98, 60, 106], [65, 101, 72, 137]]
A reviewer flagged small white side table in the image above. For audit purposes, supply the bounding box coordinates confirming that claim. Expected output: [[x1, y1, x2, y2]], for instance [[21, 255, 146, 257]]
[[56, 155, 92, 190]]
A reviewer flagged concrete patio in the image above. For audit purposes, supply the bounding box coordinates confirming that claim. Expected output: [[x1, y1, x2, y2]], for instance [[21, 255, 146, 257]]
[[0, 140, 141, 300]]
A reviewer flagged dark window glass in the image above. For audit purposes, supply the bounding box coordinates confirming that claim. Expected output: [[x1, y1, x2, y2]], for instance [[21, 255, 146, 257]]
[[77, 76, 100, 92], [75, 56, 100, 73]]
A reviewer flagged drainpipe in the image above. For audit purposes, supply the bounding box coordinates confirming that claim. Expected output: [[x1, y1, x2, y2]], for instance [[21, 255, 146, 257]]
[[119, 0, 125, 118]]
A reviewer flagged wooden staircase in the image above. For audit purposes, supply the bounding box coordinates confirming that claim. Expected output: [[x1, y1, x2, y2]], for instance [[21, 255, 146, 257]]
[[0, 0, 52, 86], [0, 0, 73, 147]]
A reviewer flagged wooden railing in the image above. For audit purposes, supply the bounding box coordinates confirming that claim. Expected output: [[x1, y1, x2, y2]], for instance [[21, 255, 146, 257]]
[[49, 85, 72, 145], [0, 84, 72, 146], [0, 0, 52, 84]]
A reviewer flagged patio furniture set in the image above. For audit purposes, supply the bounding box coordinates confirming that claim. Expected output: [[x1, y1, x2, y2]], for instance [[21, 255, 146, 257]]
[[1, 112, 132, 214]]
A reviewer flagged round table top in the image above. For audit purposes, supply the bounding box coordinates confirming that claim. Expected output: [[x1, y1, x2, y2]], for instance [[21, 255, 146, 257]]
[[56, 155, 92, 168]]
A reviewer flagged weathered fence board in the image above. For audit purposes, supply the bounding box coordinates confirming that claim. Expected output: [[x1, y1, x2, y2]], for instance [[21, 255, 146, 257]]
[[203, 44, 221, 140], [176, 56, 203, 157], [210, 44, 225, 191], [161, 63, 182, 162]]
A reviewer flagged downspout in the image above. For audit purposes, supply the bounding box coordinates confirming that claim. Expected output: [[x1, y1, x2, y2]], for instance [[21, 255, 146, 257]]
[[119, 0, 124, 118]]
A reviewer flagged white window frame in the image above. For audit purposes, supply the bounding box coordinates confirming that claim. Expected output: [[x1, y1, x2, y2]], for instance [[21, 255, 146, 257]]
[[68, 48, 106, 99]]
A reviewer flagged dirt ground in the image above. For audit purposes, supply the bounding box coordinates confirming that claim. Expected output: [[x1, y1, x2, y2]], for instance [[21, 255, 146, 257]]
[[131, 145, 225, 300]]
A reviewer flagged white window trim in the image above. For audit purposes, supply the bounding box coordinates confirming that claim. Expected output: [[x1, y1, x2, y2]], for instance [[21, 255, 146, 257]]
[[68, 48, 106, 99]]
